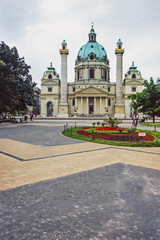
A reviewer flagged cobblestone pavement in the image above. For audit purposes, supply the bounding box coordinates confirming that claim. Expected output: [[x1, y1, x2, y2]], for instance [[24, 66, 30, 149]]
[[0, 120, 160, 239]]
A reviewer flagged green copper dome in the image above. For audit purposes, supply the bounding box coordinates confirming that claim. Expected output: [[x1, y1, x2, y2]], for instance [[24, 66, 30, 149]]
[[62, 40, 67, 45], [77, 25, 108, 63], [117, 39, 122, 44], [77, 42, 107, 61]]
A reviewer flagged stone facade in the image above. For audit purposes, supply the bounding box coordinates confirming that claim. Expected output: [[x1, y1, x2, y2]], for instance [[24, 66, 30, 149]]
[[41, 26, 143, 118]]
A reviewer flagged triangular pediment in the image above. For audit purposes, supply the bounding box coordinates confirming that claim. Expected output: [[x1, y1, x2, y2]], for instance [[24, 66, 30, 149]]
[[76, 86, 107, 95], [125, 80, 143, 86], [41, 79, 59, 86]]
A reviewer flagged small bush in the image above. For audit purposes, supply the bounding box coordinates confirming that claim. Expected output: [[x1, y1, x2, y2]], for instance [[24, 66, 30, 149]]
[[118, 127, 123, 133], [127, 127, 136, 134], [97, 121, 100, 126], [92, 122, 96, 126], [104, 117, 122, 128]]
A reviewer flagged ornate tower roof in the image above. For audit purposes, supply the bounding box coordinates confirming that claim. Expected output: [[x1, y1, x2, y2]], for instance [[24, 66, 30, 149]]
[[47, 62, 55, 71], [129, 61, 137, 71]]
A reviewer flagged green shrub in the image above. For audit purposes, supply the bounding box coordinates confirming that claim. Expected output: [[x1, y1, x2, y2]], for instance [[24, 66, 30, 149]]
[[104, 117, 122, 128], [118, 127, 123, 133], [97, 121, 100, 126], [92, 122, 96, 126]]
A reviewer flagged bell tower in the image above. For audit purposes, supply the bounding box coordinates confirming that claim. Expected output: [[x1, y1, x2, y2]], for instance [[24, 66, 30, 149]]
[[58, 40, 69, 117], [114, 39, 125, 118]]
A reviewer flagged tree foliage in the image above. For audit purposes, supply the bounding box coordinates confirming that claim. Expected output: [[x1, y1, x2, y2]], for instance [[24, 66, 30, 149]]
[[0, 41, 36, 114], [128, 78, 160, 122]]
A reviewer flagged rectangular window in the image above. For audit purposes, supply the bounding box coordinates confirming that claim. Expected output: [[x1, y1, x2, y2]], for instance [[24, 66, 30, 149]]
[[48, 87, 52, 92], [108, 99, 111, 106], [132, 87, 136, 92], [73, 87, 75, 92], [108, 87, 110, 92], [72, 99, 75, 106]]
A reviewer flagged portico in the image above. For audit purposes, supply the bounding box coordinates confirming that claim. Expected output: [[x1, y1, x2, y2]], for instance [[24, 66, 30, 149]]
[[75, 86, 108, 115]]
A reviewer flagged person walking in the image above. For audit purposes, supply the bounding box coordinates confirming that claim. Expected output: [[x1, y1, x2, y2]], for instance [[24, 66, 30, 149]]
[[132, 113, 136, 126], [135, 112, 139, 126], [24, 115, 27, 122], [30, 114, 33, 121]]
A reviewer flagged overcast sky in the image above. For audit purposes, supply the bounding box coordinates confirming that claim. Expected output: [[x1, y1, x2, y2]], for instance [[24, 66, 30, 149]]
[[0, 0, 160, 87]]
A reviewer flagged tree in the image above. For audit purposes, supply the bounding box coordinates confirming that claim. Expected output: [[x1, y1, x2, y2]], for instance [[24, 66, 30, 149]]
[[0, 41, 36, 115], [128, 78, 160, 122]]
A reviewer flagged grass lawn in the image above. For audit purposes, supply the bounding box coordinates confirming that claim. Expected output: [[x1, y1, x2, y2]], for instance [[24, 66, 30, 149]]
[[62, 127, 160, 147], [140, 122, 160, 127]]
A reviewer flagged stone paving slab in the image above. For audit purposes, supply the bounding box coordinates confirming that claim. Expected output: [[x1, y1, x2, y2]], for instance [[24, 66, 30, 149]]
[[0, 139, 160, 190], [0, 163, 160, 240]]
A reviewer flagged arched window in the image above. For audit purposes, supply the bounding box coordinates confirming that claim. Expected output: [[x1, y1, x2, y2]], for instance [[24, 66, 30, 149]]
[[105, 70, 107, 81], [132, 74, 136, 79], [108, 99, 111, 106], [63, 45, 65, 49], [77, 70, 79, 80], [72, 99, 75, 106], [90, 68, 94, 79], [119, 45, 121, 49], [48, 74, 52, 79]]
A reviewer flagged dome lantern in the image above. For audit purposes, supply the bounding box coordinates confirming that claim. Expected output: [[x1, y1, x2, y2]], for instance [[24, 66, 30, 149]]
[[88, 23, 96, 42], [47, 62, 55, 71]]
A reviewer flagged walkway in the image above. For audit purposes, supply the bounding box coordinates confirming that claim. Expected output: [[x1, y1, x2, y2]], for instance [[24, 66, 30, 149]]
[[0, 120, 160, 239]]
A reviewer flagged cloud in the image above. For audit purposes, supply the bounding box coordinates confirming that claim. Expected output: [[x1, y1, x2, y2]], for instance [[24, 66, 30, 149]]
[[0, 0, 160, 87]]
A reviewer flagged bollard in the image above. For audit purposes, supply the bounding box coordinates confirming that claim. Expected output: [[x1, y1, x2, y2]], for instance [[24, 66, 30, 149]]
[[75, 122, 76, 128], [66, 123, 68, 129], [64, 125, 65, 132], [71, 126, 72, 135], [154, 126, 156, 132]]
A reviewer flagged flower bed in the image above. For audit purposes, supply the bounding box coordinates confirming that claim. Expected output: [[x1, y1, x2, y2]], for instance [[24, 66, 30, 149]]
[[76, 128, 155, 143], [95, 127, 127, 131]]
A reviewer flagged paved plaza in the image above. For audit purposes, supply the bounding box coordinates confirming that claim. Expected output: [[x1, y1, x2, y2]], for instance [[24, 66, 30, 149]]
[[0, 120, 160, 239]]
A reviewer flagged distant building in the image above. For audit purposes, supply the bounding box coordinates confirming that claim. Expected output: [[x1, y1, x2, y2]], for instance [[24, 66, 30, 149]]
[[41, 25, 143, 117]]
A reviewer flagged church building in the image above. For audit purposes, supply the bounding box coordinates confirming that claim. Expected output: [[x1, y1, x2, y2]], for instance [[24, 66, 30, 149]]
[[41, 25, 143, 118]]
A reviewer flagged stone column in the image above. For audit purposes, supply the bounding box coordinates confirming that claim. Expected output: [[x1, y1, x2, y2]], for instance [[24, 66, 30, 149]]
[[105, 97, 108, 109], [58, 40, 69, 117], [116, 54, 123, 104], [105, 97, 108, 116], [94, 97, 96, 114], [115, 39, 125, 118], [81, 97, 83, 114], [100, 97, 102, 114], [60, 54, 68, 104], [86, 97, 89, 115], [75, 97, 78, 109]]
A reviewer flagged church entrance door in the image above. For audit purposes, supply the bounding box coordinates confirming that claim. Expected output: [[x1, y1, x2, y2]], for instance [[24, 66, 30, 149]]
[[89, 97, 94, 114]]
